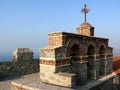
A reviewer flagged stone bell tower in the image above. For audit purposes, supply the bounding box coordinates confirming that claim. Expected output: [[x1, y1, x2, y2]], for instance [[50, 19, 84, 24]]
[[77, 4, 94, 36]]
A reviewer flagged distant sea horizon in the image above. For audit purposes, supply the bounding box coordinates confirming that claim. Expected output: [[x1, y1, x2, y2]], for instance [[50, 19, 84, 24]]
[[0, 52, 40, 62], [0, 49, 119, 62]]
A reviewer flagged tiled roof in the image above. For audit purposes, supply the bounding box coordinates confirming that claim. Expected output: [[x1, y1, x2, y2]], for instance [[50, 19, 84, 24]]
[[113, 56, 120, 74]]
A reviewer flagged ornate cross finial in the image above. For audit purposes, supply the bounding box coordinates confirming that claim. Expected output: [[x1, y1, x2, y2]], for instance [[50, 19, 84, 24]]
[[81, 4, 90, 22]]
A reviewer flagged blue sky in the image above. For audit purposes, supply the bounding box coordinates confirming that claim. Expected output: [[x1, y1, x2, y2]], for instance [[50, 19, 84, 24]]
[[0, 0, 120, 57]]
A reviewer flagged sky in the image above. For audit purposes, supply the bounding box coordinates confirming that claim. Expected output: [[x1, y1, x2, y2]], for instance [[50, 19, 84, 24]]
[[0, 0, 120, 59]]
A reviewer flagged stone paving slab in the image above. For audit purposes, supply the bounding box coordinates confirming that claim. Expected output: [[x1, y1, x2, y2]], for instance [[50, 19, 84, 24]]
[[77, 72, 116, 90], [11, 73, 74, 90], [0, 72, 117, 90], [0, 80, 11, 90], [0, 76, 18, 90]]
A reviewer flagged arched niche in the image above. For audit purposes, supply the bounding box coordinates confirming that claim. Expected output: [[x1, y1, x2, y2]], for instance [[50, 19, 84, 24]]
[[70, 44, 80, 58], [99, 45, 106, 75], [87, 45, 95, 79], [69, 44, 80, 61], [99, 45, 106, 58], [69, 44, 80, 73], [66, 38, 81, 57], [87, 45, 95, 59]]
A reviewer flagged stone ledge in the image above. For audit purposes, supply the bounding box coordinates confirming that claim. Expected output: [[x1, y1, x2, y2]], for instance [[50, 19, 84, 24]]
[[78, 72, 116, 90], [11, 81, 73, 90], [57, 72, 76, 77], [11, 72, 116, 90], [11, 73, 74, 90]]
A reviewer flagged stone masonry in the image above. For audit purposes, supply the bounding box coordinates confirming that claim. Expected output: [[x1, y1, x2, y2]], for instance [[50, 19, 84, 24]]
[[13, 48, 33, 61], [39, 4, 113, 89], [0, 48, 39, 78]]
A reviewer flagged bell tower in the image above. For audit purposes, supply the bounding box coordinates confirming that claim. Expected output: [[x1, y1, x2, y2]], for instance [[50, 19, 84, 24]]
[[77, 4, 94, 36]]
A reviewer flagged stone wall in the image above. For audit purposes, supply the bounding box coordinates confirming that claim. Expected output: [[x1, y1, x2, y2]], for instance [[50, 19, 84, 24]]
[[0, 48, 39, 79], [13, 48, 33, 61], [113, 75, 120, 89], [0, 59, 39, 77], [40, 64, 76, 88]]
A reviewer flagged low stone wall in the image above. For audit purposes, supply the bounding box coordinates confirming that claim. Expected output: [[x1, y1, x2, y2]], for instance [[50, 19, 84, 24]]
[[78, 73, 117, 90], [0, 59, 39, 79], [0, 48, 39, 79], [113, 74, 120, 89]]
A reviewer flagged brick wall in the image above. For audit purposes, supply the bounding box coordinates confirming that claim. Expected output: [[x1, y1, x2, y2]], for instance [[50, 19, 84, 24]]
[[48, 32, 63, 46]]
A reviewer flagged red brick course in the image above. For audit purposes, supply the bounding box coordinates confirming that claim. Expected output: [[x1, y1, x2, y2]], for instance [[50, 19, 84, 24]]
[[40, 59, 70, 66]]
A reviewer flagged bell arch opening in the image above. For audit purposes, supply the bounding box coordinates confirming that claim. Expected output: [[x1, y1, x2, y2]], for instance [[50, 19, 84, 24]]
[[69, 44, 80, 73], [70, 44, 80, 57], [87, 45, 95, 79], [99, 45, 106, 75], [99, 45, 106, 58], [87, 45, 94, 58]]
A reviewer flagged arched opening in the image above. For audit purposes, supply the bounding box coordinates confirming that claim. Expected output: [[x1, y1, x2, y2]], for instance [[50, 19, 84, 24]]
[[99, 45, 106, 75], [69, 44, 86, 86], [87, 45, 94, 59], [99, 46, 106, 58], [69, 44, 80, 73], [70, 44, 80, 57], [87, 45, 95, 79]]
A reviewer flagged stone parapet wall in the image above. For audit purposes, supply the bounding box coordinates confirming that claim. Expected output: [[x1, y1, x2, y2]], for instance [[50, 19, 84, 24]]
[[13, 48, 33, 61], [0, 59, 39, 77], [0, 48, 39, 78]]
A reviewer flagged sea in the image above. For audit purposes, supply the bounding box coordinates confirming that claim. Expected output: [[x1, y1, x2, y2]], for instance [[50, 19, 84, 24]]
[[0, 50, 119, 62], [0, 52, 40, 62]]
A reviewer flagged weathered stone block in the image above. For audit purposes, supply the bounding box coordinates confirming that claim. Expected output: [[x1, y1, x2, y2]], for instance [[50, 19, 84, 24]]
[[13, 48, 33, 61]]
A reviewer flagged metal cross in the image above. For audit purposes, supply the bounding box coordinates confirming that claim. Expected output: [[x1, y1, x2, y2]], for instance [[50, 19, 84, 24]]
[[81, 4, 90, 22]]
